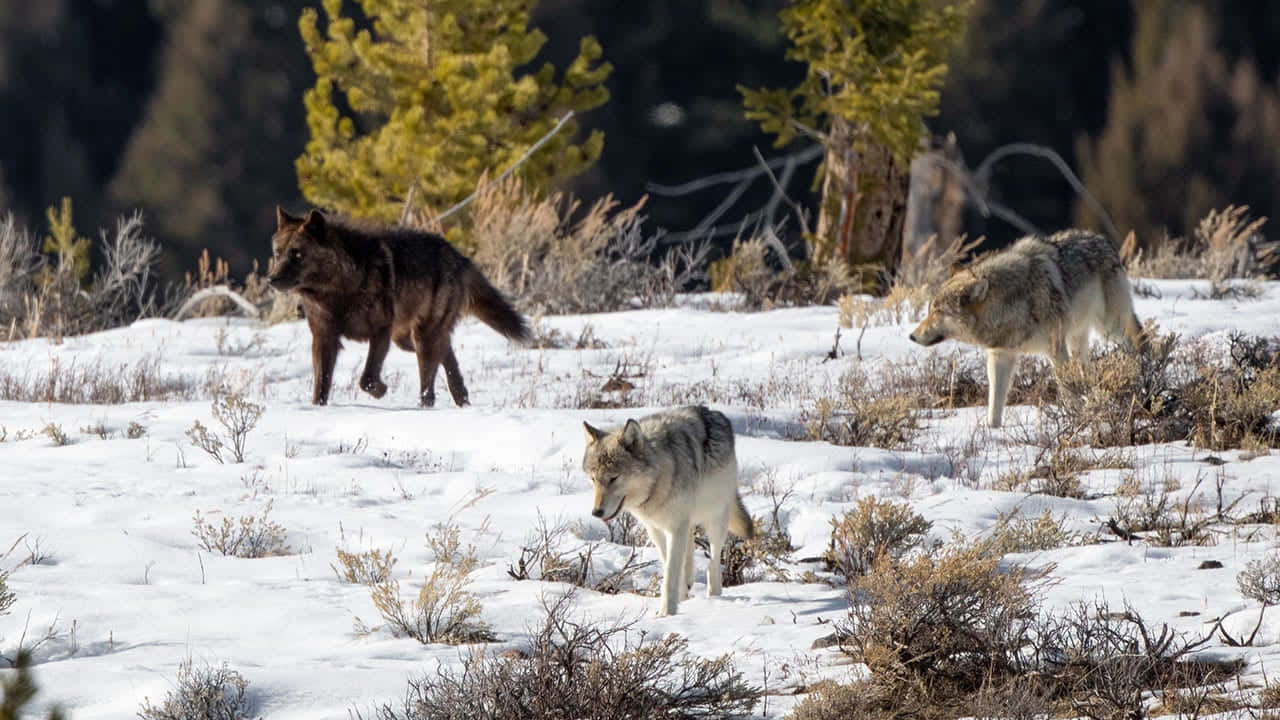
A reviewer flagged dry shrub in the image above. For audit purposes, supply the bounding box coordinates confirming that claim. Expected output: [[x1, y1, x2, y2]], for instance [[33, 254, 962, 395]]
[[842, 545, 1039, 697], [1030, 601, 1225, 720], [895, 233, 983, 291], [980, 508, 1080, 555], [825, 497, 931, 577], [333, 546, 397, 586], [506, 516, 653, 594], [1125, 205, 1278, 284], [137, 659, 255, 720], [365, 591, 758, 720], [1106, 471, 1237, 546], [1049, 330, 1280, 451], [0, 209, 181, 341], [180, 248, 292, 322], [361, 523, 493, 645], [1238, 553, 1280, 607], [710, 234, 858, 310], [192, 501, 290, 558], [702, 515, 794, 586], [785, 679, 896, 720], [836, 285, 931, 339], [802, 365, 919, 448], [186, 389, 264, 464], [41, 423, 69, 447], [467, 176, 707, 314], [0, 354, 199, 404]]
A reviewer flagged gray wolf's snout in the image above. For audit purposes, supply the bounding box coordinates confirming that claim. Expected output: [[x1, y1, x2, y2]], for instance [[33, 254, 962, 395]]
[[909, 332, 919, 343], [591, 507, 605, 518]]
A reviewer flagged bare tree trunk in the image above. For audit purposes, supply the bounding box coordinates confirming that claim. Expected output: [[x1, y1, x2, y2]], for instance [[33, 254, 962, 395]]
[[814, 117, 910, 293], [905, 132, 966, 261]]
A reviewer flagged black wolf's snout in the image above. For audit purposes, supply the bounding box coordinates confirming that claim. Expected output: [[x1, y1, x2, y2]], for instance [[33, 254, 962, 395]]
[[267, 268, 299, 291]]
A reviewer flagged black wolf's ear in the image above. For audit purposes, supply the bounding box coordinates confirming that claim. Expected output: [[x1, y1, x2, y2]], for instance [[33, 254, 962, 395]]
[[276, 205, 302, 228], [619, 419, 642, 451], [966, 276, 989, 304], [301, 209, 327, 239], [583, 421, 606, 444]]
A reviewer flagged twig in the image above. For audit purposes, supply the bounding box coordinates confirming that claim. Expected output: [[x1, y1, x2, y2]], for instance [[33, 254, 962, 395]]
[[753, 145, 813, 238], [398, 184, 418, 227], [172, 286, 261, 321], [974, 142, 1121, 243], [435, 110, 577, 223], [646, 144, 823, 196]]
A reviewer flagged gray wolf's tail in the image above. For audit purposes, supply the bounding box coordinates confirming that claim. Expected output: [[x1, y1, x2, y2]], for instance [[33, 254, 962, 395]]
[[729, 495, 754, 540], [464, 265, 530, 343]]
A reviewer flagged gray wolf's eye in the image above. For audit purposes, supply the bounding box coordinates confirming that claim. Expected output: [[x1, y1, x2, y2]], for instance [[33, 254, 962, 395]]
[[608, 476, 618, 486]]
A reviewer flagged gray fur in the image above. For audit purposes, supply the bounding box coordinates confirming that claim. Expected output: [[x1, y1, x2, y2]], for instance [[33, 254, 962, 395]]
[[910, 229, 1145, 427], [582, 405, 751, 616]]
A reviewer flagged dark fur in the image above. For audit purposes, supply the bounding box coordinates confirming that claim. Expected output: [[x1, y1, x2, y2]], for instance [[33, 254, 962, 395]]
[[267, 207, 529, 407]]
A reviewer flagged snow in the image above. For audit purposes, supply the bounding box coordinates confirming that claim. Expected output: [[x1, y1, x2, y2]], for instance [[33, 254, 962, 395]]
[[2, 281, 1280, 717]]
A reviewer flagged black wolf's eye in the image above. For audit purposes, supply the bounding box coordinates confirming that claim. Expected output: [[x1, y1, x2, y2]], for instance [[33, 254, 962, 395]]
[[290, 248, 302, 260]]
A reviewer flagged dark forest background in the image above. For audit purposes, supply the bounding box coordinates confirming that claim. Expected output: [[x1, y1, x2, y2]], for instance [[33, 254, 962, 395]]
[[2, 0, 1278, 278]]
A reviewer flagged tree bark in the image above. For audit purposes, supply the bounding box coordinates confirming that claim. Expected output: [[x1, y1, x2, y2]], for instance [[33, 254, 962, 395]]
[[814, 116, 911, 293]]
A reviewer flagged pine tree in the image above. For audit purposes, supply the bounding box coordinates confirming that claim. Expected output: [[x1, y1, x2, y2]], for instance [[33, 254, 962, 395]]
[[297, 0, 612, 224], [741, 0, 969, 283]]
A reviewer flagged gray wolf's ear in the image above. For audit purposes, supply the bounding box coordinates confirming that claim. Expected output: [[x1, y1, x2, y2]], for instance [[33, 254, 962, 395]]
[[583, 421, 606, 444], [276, 205, 301, 228], [619, 419, 642, 451], [966, 276, 989, 304], [949, 262, 966, 277], [301, 209, 327, 238]]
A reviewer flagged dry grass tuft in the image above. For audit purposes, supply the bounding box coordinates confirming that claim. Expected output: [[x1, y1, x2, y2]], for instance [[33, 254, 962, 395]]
[[825, 497, 931, 577], [466, 176, 707, 315], [360, 522, 493, 645], [1126, 205, 1278, 292], [192, 501, 291, 559], [0, 354, 200, 404], [802, 365, 920, 449]]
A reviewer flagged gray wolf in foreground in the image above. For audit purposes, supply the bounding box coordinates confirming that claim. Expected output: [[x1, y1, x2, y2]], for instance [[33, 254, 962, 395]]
[[267, 207, 529, 407], [909, 229, 1144, 428], [582, 405, 754, 616]]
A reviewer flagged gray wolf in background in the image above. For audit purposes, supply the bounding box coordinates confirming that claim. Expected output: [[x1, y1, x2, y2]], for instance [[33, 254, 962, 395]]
[[582, 405, 753, 616], [909, 229, 1144, 428], [267, 207, 530, 407]]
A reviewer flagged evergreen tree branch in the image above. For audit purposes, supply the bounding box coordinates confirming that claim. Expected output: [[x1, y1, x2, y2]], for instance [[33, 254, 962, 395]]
[[432, 110, 576, 224]]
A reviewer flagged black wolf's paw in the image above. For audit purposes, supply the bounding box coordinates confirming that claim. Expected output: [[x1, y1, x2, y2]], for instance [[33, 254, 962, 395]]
[[452, 394, 470, 408], [419, 391, 436, 408], [360, 377, 388, 399]]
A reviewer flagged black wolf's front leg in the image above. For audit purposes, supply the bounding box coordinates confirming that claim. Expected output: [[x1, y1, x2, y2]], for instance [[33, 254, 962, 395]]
[[311, 330, 341, 406]]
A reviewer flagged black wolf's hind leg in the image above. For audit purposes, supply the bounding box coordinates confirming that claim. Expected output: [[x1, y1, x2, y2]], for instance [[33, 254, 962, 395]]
[[441, 342, 469, 407], [360, 328, 391, 399], [413, 324, 445, 408]]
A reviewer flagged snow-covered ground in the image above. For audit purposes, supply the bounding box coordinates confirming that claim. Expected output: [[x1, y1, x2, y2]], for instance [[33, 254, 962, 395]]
[[2, 280, 1280, 718]]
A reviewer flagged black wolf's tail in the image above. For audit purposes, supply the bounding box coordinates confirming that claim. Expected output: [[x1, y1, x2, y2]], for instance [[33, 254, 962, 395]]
[[464, 265, 530, 343]]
